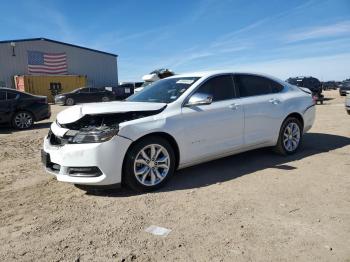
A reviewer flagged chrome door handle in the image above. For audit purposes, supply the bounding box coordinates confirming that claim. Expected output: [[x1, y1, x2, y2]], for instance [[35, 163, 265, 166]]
[[229, 103, 239, 110], [269, 98, 280, 104]]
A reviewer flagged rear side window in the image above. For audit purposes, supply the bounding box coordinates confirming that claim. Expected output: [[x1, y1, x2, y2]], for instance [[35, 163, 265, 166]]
[[0, 91, 6, 100], [270, 80, 284, 93], [235, 75, 283, 97], [89, 88, 100, 93], [194, 75, 236, 102], [7, 92, 18, 99], [79, 88, 89, 93]]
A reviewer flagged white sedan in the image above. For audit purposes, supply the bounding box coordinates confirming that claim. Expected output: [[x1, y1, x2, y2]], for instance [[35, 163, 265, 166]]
[[42, 71, 315, 192]]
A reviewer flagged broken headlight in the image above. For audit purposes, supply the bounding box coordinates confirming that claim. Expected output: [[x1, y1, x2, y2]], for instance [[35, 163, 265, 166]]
[[66, 126, 118, 144]]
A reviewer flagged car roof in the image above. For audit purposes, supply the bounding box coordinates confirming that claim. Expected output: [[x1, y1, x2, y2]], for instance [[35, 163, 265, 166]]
[[0, 87, 38, 96], [167, 70, 286, 84], [0, 87, 19, 92]]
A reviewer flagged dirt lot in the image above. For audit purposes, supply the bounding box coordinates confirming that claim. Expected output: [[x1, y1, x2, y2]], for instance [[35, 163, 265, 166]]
[[0, 90, 349, 261]]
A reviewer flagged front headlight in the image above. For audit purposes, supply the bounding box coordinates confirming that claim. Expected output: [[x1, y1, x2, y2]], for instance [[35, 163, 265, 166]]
[[66, 126, 118, 144]]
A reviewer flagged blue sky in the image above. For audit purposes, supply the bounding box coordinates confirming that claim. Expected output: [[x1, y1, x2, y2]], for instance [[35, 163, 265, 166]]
[[1, 0, 350, 81]]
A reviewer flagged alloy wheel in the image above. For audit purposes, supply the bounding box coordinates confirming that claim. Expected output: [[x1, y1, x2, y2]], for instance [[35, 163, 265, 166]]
[[14, 112, 33, 129], [66, 98, 74, 106], [102, 96, 109, 102], [283, 122, 300, 152], [133, 144, 170, 186]]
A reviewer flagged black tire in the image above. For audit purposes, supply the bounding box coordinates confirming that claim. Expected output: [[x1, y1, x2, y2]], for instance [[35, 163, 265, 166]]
[[65, 97, 75, 106], [12, 111, 34, 130], [123, 136, 176, 192], [274, 117, 303, 155], [102, 96, 110, 102]]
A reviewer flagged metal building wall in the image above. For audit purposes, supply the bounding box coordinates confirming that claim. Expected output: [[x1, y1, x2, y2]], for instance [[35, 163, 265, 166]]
[[0, 39, 118, 88]]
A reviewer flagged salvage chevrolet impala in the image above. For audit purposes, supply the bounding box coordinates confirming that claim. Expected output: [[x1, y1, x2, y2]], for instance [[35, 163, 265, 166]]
[[42, 71, 315, 192]]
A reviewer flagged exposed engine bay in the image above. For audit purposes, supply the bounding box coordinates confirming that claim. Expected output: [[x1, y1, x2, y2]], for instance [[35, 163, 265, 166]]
[[50, 107, 166, 145]]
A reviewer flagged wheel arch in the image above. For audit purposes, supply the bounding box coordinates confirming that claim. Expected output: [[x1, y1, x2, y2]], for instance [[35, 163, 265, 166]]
[[121, 131, 180, 184], [284, 112, 304, 131], [13, 109, 36, 121]]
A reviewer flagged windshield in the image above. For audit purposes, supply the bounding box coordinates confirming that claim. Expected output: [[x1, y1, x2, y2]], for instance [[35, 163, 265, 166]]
[[126, 77, 199, 103]]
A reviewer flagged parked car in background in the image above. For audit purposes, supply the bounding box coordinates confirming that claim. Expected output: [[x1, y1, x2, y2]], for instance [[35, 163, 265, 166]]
[[42, 71, 315, 192], [115, 82, 144, 99], [286, 76, 324, 104], [339, 81, 350, 96], [322, 81, 339, 90], [134, 82, 144, 88], [134, 82, 152, 93], [346, 92, 350, 114], [135, 69, 175, 93], [54, 87, 115, 106], [0, 88, 51, 129]]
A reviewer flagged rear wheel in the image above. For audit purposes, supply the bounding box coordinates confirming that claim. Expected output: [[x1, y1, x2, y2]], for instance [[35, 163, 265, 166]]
[[102, 96, 110, 102], [274, 117, 302, 155], [12, 111, 34, 129], [123, 136, 175, 192], [65, 97, 75, 106]]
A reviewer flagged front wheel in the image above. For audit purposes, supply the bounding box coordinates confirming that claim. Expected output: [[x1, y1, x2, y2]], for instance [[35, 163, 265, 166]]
[[102, 96, 110, 102], [65, 97, 75, 106], [123, 136, 176, 192], [274, 117, 302, 155]]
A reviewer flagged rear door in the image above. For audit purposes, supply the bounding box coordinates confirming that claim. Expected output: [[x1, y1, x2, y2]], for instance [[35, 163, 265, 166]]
[[181, 74, 244, 163], [234, 74, 285, 146]]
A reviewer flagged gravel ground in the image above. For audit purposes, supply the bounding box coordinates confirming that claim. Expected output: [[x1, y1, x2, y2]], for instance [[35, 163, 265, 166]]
[[0, 90, 349, 261]]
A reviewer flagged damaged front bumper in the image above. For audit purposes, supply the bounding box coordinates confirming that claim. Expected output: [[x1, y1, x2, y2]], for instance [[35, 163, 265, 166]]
[[41, 102, 167, 186], [42, 121, 132, 186]]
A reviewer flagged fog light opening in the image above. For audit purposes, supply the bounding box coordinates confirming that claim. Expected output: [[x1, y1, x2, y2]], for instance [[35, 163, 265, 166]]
[[68, 167, 102, 177]]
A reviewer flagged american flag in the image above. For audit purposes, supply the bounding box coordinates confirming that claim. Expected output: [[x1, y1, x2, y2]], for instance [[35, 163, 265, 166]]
[[27, 51, 68, 74]]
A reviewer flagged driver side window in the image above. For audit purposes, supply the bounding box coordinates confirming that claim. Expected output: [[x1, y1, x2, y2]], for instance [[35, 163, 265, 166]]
[[80, 88, 89, 93], [194, 75, 236, 102]]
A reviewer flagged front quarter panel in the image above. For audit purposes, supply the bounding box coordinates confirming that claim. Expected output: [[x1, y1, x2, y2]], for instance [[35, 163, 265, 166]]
[[117, 108, 182, 142]]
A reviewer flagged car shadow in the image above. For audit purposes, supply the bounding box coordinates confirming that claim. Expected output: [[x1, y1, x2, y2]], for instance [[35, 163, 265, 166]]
[[82, 132, 350, 197], [323, 97, 334, 101], [0, 122, 52, 134]]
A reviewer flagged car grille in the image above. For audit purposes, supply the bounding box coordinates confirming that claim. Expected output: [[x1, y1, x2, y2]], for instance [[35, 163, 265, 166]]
[[48, 130, 68, 146]]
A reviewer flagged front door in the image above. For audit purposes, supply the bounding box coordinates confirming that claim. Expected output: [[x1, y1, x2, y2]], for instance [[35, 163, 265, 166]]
[[180, 74, 244, 164], [89, 88, 103, 102], [76, 88, 90, 103]]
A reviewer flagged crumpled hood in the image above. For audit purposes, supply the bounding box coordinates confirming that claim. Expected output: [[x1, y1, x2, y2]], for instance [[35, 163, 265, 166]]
[[56, 101, 166, 124]]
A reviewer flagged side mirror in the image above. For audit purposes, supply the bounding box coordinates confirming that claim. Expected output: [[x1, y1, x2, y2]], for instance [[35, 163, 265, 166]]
[[185, 93, 213, 106]]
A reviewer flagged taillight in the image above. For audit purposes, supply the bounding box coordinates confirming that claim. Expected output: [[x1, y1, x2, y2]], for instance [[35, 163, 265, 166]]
[[312, 96, 317, 104]]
